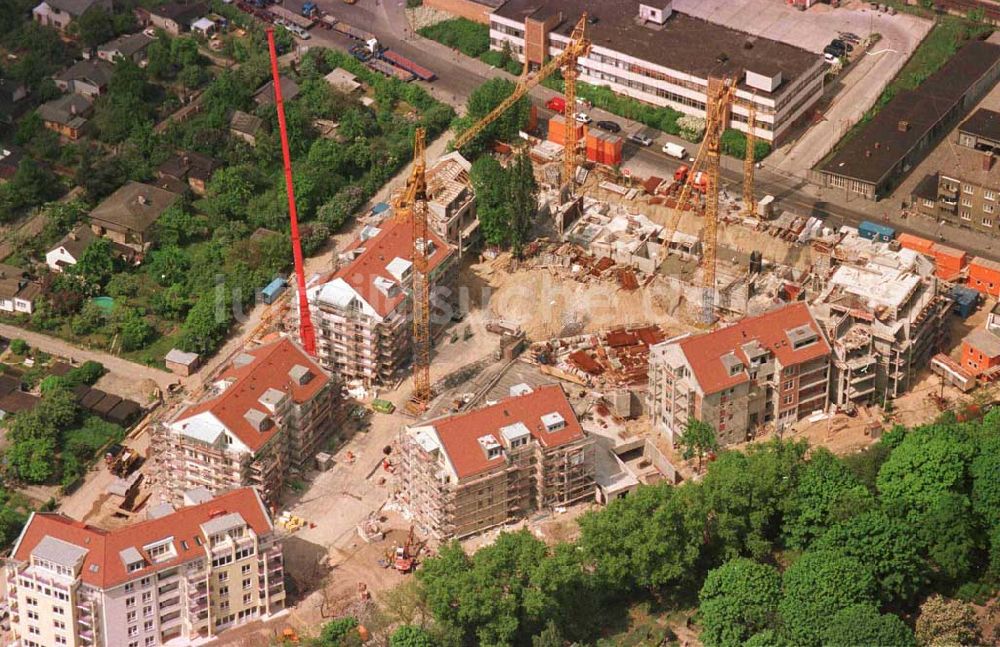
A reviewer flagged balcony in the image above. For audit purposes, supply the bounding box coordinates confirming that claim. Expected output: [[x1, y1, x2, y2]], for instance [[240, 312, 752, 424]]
[[80, 629, 94, 643], [189, 599, 208, 614], [160, 596, 180, 611]]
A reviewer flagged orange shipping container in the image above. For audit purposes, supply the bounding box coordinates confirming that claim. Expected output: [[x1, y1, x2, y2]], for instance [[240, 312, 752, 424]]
[[930, 243, 967, 270], [898, 233, 934, 255], [968, 257, 1000, 297]]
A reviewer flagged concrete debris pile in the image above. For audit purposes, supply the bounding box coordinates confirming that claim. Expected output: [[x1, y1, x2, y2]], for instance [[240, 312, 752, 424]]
[[527, 325, 667, 387]]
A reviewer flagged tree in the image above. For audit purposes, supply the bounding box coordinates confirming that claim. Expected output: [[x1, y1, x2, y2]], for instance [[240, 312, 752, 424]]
[[456, 78, 530, 157], [390, 626, 437, 647], [469, 155, 510, 248], [778, 550, 877, 647], [118, 311, 154, 352], [915, 595, 980, 647], [146, 246, 191, 287], [971, 432, 1000, 534], [9, 338, 29, 355], [814, 510, 926, 604], [821, 604, 916, 647], [74, 7, 114, 49], [783, 447, 872, 548], [70, 301, 107, 336], [698, 558, 781, 647], [530, 621, 564, 647], [916, 491, 978, 583], [6, 434, 58, 483], [678, 418, 718, 470], [507, 152, 538, 257], [315, 616, 362, 646], [179, 291, 230, 355], [70, 238, 116, 290], [204, 165, 260, 224]]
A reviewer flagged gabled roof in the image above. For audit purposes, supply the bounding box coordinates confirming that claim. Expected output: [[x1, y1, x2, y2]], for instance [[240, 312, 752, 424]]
[[674, 302, 830, 395], [170, 338, 330, 452], [420, 384, 585, 479], [55, 59, 114, 88], [37, 93, 92, 127], [43, 0, 109, 18], [98, 32, 155, 58], [310, 212, 453, 319], [230, 109, 264, 136], [10, 488, 272, 589], [89, 181, 180, 234], [253, 76, 300, 106], [157, 151, 219, 182], [50, 224, 95, 260], [151, 1, 208, 24]]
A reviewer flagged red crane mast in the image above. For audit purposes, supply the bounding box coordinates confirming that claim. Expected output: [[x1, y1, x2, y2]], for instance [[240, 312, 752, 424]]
[[266, 28, 316, 355]]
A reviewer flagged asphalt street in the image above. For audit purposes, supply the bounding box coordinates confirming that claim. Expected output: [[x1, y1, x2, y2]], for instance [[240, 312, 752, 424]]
[[282, 0, 1000, 261]]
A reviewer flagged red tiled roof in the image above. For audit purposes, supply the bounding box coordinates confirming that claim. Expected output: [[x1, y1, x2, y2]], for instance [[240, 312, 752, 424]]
[[430, 384, 584, 479], [175, 338, 329, 452], [333, 213, 452, 318], [11, 488, 272, 589], [677, 302, 830, 395]]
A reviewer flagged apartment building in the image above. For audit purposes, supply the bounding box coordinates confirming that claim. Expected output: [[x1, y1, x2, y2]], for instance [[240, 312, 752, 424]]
[[400, 384, 595, 540], [810, 235, 950, 405], [648, 302, 831, 445], [154, 338, 337, 508], [488, 0, 825, 144], [305, 213, 457, 387], [4, 487, 284, 647], [425, 152, 479, 253]]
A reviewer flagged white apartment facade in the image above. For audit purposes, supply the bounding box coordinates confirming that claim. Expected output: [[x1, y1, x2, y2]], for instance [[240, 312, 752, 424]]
[[4, 488, 284, 647], [488, 0, 825, 144]]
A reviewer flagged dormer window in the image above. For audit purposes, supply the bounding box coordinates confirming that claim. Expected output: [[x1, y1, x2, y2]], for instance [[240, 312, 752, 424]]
[[143, 538, 176, 565], [540, 412, 566, 432], [477, 435, 503, 460], [786, 324, 818, 350]]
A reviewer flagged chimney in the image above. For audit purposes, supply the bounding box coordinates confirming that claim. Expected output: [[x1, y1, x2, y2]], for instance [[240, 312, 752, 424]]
[[69, 231, 77, 241], [984, 152, 995, 172], [874, 141, 880, 150], [137, 195, 148, 206], [70, 102, 77, 116], [898, 120, 909, 133]]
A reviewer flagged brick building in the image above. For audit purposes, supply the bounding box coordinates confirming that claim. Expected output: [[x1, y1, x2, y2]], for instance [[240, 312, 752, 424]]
[[154, 338, 338, 508], [305, 213, 457, 388], [400, 384, 595, 540], [5, 488, 285, 647], [648, 302, 831, 445], [960, 302, 1000, 376]]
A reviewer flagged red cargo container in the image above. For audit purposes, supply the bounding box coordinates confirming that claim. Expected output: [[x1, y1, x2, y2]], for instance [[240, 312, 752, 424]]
[[968, 257, 1000, 297], [898, 233, 934, 255], [930, 243, 968, 280]]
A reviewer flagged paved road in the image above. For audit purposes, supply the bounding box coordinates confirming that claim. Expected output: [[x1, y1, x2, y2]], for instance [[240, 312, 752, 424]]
[[0, 323, 175, 390]]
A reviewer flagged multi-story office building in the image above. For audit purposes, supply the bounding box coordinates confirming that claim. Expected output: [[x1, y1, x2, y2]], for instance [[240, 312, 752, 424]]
[[155, 338, 337, 507], [305, 213, 457, 387], [5, 488, 284, 647], [488, 0, 825, 144], [648, 302, 831, 445], [400, 384, 595, 539]]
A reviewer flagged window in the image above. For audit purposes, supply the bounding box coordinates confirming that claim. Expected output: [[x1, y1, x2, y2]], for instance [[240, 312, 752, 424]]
[[27, 610, 38, 620], [243, 593, 253, 604], [220, 600, 230, 611], [145, 637, 155, 647], [962, 210, 972, 220], [125, 582, 135, 593], [54, 619, 65, 630], [144, 605, 153, 618], [26, 596, 37, 607], [986, 190, 996, 201], [783, 380, 794, 390], [127, 610, 136, 622], [28, 626, 40, 635], [986, 204, 995, 214], [142, 591, 151, 603], [219, 586, 229, 597], [242, 577, 252, 590], [126, 596, 136, 608], [984, 218, 993, 228], [140, 577, 151, 587], [218, 572, 229, 582], [55, 637, 67, 646], [128, 625, 138, 637], [782, 395, 793, 405], [144, 620, 154, 631], [129, 642, 139, 647], [962, 197, 973, 207], [964, 183, 974, 194], [53, 605, 64, 615], [241, 564, 251, 575]]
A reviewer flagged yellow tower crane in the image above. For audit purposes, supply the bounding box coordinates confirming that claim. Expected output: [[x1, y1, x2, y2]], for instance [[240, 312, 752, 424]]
[[450, 14, 591, 189], [742, 97, 758, 218], [393, 128, 433, 409]]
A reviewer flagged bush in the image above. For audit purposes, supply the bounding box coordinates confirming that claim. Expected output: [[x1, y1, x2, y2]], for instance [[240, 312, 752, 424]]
[[720, 129, 772, 160], [418, 18, 490, 58], [9, 339, 29, 356]]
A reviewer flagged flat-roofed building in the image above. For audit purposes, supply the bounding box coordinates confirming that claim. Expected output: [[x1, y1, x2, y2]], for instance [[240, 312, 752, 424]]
[[648, 302, 831, 445], [154, 338, 338, 507], [488, 0, 825, 144], [5, 488, 285, 646], [400, 384, 595, 539]]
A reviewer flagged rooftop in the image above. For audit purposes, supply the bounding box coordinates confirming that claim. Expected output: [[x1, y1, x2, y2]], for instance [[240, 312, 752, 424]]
[[494, 0, 820, 92], [965, 328, 1000, 357], [98, 32, 155, 58], [230, 109, 264, 136], [44, 0, 108, 17], [171, 338, 329, 452], [254, 76, 300, 107], [37, 93, 92, 128], [89, 181, 181, 234], [670, 302, 830, 395], [152, 1, 208, 23], [959, 107, 1000, 144], [55, 59, 114, 88], [157, 151, 220, 182], [938, 146, 1000, 190], [821, 40, 1000, 185], [827, 263, 922, 311], [414, 384, 585, 479], [10, 488, 272, 589]]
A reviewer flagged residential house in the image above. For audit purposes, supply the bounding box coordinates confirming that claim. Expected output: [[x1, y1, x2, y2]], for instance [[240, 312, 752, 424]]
[[33, 0, 112, 32], [960, 302, 1000, 377], [157, 151, 220, 196], [323, 68, 362, 94], [88, 181, 181, 251], [0, 77, 28, 125], [0, 144, 24, 183], [0, 263, 42, 314], [648, 302, 831, 446], [253, 76, 300, 108], [37, 93, 93, 140], [5, 487, 285, 646], [45, 224, 139, 272], [97, 32, 155, 64], [229, 110, 265, 147], [400, 384, 595, 539], [154, 338, 339, 507], [54, 59, 114, 98], [305, 213, 457, 387], [144, 2, 209, 36]]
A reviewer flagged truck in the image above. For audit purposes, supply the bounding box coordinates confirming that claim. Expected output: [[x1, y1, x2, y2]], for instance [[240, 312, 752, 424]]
[[301, 1, 317, 16], [662, 142, 687, 159], [381, 50, 435, 81]]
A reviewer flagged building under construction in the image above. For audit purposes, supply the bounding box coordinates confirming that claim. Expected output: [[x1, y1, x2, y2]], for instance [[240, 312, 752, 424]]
[[153, 338, 338, 508], [399, 384, 595, 540], [424, 151, 479, 254], [304, 213, 457, 388], [809, 231, 951, 405]]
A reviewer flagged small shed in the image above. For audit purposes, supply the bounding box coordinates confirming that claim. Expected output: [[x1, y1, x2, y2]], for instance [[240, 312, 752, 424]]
[[191, 17, 215, 37], [261, 277, 287, 305], [80, 388, 107, 411], [108, 400, 142, 427], [949, 285, 980, 318], [165, 348, 200, 376], [71, 384, 92, 402], [93, 394, 123, 418]]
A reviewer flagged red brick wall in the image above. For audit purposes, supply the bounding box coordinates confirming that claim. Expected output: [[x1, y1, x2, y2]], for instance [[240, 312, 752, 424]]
[[425, 0, 491, 25], [961, 340, 1000, 376]]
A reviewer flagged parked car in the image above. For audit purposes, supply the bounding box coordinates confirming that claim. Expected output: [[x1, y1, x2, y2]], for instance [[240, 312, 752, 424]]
[[840, 31, 861, 43], [831, 39, 853, 52], [824, 51, 840, 63], [546, 96, 566, 112], [596, 120, 621, 133], [627, 132, 653, 146], [574, 112, 592, 124], [662, 142, 687, 159]]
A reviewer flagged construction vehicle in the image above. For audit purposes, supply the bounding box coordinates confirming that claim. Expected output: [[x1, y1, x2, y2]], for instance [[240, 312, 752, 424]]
[[300, 1, 317, 16], [109, 448, 139, 477], [451, 14, 591, 190], [394, 526, 423, 573]]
